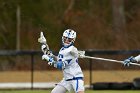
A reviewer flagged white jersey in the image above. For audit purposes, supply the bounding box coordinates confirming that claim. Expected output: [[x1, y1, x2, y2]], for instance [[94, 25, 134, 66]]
[[135, 55, 140, 62], [57, 45, 84, 80]]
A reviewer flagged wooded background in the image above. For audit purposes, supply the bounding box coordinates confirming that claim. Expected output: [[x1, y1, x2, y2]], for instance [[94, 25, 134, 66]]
[[0, 0, 140, 70], [0, 0, 140, 51]]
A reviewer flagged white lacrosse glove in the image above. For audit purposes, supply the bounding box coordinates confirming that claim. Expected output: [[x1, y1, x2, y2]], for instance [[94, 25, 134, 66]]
[[78, 51, 85, 58], [42, 54, 55, 66], [41, 44, 54, 56], [41, 44, 47, 53], [41, 44, 50, 54], [38, 32, 46, 44], [123, 56, 136, 66]]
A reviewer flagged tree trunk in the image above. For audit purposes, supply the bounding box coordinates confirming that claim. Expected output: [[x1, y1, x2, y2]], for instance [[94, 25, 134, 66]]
[[16, 5, 21, 51], [112, 0, 126, 32]]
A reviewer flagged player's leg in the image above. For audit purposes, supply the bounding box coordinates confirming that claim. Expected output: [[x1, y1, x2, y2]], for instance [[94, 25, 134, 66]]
[[51, 85, 67, 93], [72, 79, 85, 93]]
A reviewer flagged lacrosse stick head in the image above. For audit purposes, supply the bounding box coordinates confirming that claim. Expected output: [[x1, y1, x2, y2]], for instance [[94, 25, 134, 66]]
[[62, 29, 76, 47], [38, 32, 46, 44]]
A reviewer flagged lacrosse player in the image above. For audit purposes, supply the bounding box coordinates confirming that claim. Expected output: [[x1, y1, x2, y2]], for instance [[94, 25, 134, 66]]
[[123, 55, 140, 66], [38, 29, 85, 93]]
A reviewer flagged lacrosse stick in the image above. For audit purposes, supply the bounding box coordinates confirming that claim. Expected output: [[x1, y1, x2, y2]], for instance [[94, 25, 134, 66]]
[[38, 31, 51, 55], [78, 51, 140, 66], [84, 56, 140, 66], [38, 32, 56, 65]]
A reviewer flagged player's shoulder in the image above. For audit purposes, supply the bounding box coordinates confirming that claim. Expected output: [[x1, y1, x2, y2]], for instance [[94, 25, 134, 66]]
[[68, 45, 78, 55], [69, 45, 77, 50]]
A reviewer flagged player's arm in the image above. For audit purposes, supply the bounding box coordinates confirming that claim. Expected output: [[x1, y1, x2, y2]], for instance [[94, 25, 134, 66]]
[[70, 46, 79, 57], [70, 47, 85, 58], [134, 55, 140, 62], [42, 54, 66, 70]]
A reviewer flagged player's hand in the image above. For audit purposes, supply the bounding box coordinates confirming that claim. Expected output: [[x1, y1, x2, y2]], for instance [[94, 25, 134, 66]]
[[38, 32, 46, 44], [123, 56, 136, 66], [42, 54, 54, 65]]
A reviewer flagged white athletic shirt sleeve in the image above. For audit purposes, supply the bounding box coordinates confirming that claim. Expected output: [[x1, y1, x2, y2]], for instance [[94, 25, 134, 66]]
[[134, 55, 140, 62], [70, 46, 79, 58]]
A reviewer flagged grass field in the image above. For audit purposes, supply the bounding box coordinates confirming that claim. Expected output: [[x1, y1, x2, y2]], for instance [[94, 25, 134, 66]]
[[0, 90, 140, 93]]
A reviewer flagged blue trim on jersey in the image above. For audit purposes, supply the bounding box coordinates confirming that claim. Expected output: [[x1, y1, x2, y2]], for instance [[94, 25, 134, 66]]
[[60, 47, 65, 51], [66, 77, 83, 81], [64, 62, 67, 67], [66, 59, 72, 64], [76, 58, 78, 63], [76, 79, 79, 92], [56, 61, 63, 70], [58, 54, 63, 59], [58, 59, 62, 61]]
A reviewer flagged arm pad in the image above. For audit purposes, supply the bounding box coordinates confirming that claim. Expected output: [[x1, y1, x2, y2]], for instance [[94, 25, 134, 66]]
[[54, 61, 66, 70]]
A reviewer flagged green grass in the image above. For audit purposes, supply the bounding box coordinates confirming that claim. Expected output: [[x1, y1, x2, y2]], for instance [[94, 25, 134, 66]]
[[0, 90, 140, 93]]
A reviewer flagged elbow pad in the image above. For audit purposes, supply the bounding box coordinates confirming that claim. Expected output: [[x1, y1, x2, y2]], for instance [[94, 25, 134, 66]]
[[135, 55, 140, 62]]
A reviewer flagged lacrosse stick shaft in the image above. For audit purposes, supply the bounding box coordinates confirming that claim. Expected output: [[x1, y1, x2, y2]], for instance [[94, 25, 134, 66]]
[[38, 32, 49, 54], [43, 43, 50, 54], [83, 56, 140, 66]]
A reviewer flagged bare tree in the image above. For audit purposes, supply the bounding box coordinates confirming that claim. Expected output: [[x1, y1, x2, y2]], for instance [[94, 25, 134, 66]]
[[16, 5, 21, 51], [61, 0, 75, 25], [112, 0, 126, 32]]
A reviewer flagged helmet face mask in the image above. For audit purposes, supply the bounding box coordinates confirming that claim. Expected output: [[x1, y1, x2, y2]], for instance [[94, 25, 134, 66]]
[[62, 29, 76, 47], [63, 36, 73, 43]]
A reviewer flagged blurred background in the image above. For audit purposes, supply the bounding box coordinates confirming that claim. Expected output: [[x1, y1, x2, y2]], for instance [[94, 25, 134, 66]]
[[0, 0, 140, 90]]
